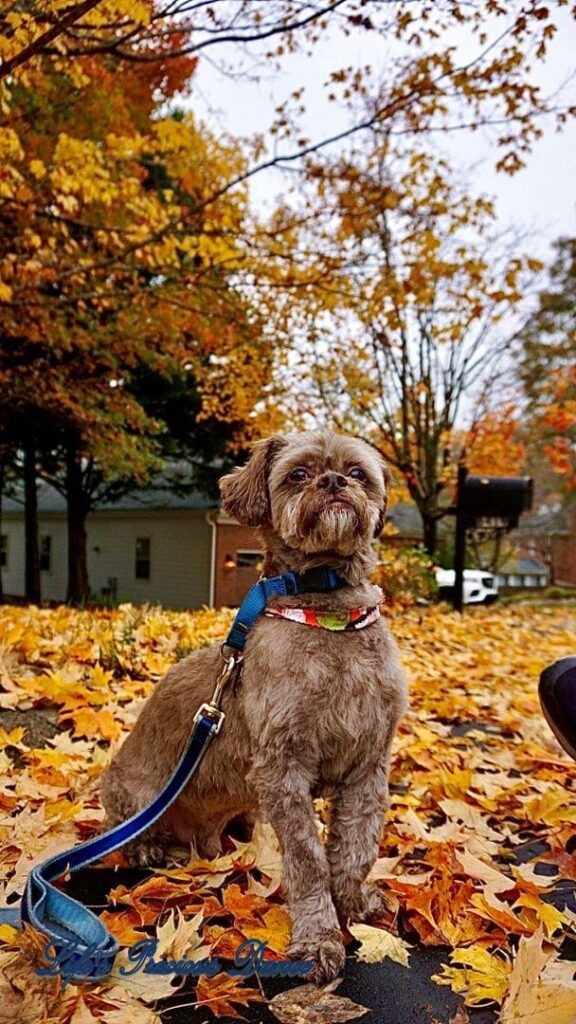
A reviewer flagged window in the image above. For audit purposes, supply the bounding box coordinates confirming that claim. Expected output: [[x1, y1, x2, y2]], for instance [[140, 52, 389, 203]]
[[135, 537, 151, 580], [236, 550, 263, 569], [0, 534, 7, 569], [40, 535, 52, 573]]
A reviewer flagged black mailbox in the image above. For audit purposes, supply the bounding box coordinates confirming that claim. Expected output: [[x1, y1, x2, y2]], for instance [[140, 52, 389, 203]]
[[459, 475, 533, 529], [452, 467, 534, 612]]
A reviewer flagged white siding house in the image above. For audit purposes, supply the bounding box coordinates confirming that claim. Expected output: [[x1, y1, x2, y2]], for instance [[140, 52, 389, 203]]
[[1, 483, 216, 609], [495, 556, 549, 590]]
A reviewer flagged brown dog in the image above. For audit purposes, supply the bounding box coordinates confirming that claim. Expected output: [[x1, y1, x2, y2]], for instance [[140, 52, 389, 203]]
[[101, 430, 408, 982]]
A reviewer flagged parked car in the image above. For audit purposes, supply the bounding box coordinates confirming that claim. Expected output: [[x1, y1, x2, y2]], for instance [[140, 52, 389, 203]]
[[435, 568, 499, 605]]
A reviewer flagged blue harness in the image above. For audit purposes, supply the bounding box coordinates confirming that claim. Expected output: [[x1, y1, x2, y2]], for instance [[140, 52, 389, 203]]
[[0, 567, 345, 981]]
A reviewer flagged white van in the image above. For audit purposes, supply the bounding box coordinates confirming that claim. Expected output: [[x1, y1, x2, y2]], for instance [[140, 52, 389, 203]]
[[435, 568, 499, 605]]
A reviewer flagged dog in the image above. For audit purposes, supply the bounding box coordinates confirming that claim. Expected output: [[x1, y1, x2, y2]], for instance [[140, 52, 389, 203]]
[[101, 430, 408, 982]]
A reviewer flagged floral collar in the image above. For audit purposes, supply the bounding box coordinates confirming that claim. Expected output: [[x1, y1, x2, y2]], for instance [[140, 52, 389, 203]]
[[264, 600, 383, 632]]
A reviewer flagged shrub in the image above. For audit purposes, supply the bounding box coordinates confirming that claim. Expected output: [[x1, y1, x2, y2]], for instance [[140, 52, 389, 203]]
[[373, 544, 438, 607], [543, 585, 576, 601]]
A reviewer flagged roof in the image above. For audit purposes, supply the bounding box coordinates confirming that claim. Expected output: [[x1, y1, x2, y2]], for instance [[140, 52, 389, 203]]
[[3, 479, 216, 515], [385, 501, 452, 539], [498, 556, 548, 576], [385, 502, 424, 537], [513, 505, 570, 536]]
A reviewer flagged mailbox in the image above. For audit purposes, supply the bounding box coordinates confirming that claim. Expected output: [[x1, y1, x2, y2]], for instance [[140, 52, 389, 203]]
[[452, 467, 533, 611], [459, 475, 533, 529]]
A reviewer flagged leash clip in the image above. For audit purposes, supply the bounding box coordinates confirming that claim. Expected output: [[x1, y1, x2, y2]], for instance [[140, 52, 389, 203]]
[[194, 648, 242, 734], [193, 702, 225, 734]]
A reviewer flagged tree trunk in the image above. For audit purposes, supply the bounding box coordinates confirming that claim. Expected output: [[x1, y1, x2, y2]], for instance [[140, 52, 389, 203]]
[[422, 513, 437, 557], [66, 444, 90, 605], [24, 444, 41, 603]]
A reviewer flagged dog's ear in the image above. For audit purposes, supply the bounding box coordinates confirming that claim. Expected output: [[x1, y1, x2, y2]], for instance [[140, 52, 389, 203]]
[[373, 460, 391, 538], [219, 435, 287, 526]]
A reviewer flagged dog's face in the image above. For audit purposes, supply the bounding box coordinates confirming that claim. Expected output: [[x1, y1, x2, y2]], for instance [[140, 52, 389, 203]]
[[219, 431, 389, 557]]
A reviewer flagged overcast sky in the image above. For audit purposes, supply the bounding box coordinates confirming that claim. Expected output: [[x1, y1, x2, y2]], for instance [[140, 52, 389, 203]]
[[191, 6, 575, 264]]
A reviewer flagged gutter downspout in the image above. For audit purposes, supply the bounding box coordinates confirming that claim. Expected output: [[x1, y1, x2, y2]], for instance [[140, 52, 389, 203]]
[[206, 510, 218, 608]]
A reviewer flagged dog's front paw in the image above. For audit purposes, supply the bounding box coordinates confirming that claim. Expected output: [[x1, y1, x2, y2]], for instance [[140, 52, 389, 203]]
[[353, 884, 389, 923], [334, 883, 389, 925], [288, 931, 345, 984], [124, 836, 167, 868]]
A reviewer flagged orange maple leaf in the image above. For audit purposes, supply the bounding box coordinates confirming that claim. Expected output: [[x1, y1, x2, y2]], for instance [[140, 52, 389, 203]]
[[195, 973, 264, 1020]]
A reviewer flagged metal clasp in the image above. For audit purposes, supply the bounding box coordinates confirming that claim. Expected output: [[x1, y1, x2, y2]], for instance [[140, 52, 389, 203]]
[[193, 648, 242, 735], [193, 702, 225, 734], [212, 648, 240, 707]]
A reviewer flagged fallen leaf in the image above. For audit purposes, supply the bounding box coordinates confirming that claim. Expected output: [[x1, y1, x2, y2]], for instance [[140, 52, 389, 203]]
[[512, 891, 570, 938], [246, 820, 284, 898], [433, 944, 511, 1006], [244, 903, 292, 956], [154, 907, 204, 960], [454, 847, 513, 894], [106, 949, 178, 1003], [269, 979, 369, 1024], [349, 924, 411, 966], [195, 972, 264, 1019], [499, 927, 576, 1024]]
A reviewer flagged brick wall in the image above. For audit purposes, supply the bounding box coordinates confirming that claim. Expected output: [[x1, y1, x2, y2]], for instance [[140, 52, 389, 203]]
[[551, 535, 576, 586], [214, 522, 263, 607]]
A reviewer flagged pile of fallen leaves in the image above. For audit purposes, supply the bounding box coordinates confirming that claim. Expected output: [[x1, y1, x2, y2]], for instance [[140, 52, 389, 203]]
[[0, 602, 575, 1023]]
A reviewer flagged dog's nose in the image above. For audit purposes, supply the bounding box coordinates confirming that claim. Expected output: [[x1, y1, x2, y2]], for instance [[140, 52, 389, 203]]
[[317, 472, 348, 493]]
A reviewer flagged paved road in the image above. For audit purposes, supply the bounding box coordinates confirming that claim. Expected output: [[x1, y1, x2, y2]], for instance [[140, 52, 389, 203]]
[[68, 868, 496, 1024]]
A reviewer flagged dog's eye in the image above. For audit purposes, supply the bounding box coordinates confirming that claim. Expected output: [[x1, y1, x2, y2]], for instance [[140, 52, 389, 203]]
[[349, 466, 367, 482], [289, 467, 309, 483]]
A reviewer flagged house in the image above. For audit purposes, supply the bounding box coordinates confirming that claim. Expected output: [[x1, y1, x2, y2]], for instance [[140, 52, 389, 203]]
[[511, 504, 574, 586], [1, 484, 572, 609], [495, 555, 549, 590], [1, 492, 430, 609], [1, 482, 219, 609]]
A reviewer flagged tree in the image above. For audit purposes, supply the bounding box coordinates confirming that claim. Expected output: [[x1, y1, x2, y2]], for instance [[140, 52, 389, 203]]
[[0, 44, 270, 603], [127, 364, 245, 499], [1, 0, 575, 589], [519, 237, 576, 489], [0, 1, 350, 81], [270, 138, 537, 553], [2, 2, 574, 255]]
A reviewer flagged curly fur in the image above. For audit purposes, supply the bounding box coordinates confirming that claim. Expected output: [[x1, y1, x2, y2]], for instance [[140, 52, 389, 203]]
[[101, 429, 408, 983]]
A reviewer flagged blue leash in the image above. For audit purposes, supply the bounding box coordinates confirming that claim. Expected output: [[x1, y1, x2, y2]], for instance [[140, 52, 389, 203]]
[[0, 567, 345, 981]]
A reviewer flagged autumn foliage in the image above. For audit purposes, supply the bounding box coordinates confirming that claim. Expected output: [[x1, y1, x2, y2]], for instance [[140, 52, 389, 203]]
[[0, 602, 575, 1021], [1, 8, 576, 1016]]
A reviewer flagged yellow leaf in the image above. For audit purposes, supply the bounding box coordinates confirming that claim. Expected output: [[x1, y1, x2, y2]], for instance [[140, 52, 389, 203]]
[[513, 892, 570, 939], [29, 159, 45, 179], [349, 924, 411, 966], [246, 820, 284, 897], [500, 928, 576, 1024], [523, 789, 576, 826], [67, 706, 121, 740], [433, 945, 511, 1006], [243, 904, 292, 956], [154, 908, 204, 960], [0, 726, 26, 748]]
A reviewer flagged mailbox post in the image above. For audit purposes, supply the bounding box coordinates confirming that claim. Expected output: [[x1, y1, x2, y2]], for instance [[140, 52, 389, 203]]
[[453, 468, 533, 612], [454, 466, 468, 613]]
